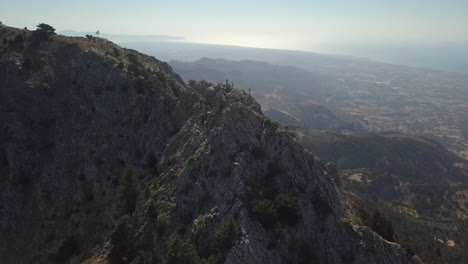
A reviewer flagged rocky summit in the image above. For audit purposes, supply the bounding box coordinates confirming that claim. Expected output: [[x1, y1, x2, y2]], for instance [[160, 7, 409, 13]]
[[0, 25, 423, 264]]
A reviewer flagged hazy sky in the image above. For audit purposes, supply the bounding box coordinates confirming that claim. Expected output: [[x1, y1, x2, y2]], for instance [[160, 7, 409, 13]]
[[1, 0, 467, 51]]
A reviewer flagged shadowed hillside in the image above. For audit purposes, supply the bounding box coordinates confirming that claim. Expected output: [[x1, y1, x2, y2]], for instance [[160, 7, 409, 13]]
[[0, 25, 422, 264], [298, 129, 468, 264]]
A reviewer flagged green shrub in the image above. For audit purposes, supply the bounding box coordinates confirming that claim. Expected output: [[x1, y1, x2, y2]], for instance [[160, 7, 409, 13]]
[[14, 34, 24, 43], [109, 215, 132, 264], [114, 167, 140, 219], [117, 61, 125, 69], [312, 193, 331, 219], [168, 154, 180, 166], [216, 218, 242, 250], [126, 53, 139, 64], [241, 186, 256, 207], [188, 80, 197, 88], [157, 212, 171, 232], [341, 216, 363, 230], [200, 256, 217, 264], [146, 151, 157, 168], [37, 23, 55, 34], [130, 250, 153, 264], [113, 47, 121, 57], [30, 23, 56, 47], [266, 162, 283, 179], [156, 72, 167, 83], [22, 56, 32, 69], [264, 118, 279, 128], [340, 217, 353, 228], [193, 214, 211, 236], [147, 199, 158, 219], [251, 146, 265, 160], [197, 80, 212, 88], [243, 187, 302, 228], [171, 82, 181, 97], [135, 79, 153, 94], [48, 236, 79, 263], [275, 193, 301, 226], [128, 63, 142, 76], [369, 210, 394, 242], [252, 199, 277, 229], [165, 235, 200, 264]]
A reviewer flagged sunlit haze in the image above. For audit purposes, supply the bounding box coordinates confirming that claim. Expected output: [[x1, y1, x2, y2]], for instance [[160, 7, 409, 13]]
[[1, 0, 468, 51]]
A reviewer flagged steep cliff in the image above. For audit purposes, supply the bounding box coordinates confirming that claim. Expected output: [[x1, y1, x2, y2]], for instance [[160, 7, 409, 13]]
[[0, 25, 422, 264]]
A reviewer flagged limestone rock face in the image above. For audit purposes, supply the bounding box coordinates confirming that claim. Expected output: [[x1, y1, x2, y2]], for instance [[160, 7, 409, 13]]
[[0, 25, 422, 264]]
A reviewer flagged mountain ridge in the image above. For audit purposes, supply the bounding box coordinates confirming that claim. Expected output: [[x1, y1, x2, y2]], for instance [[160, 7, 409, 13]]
[[298, 129, 468, 263], [0, 25, 422, 264]]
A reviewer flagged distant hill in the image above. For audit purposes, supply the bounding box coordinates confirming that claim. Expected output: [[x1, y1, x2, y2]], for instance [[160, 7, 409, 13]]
[[119, 39, 468, 74], [122, 40, 390, 74], [324, 42, 468, 74], [298, 129, 468, 264], [300, 130, 465, 180], [170, 58, 468, 157], [171, 58, 367, 132]]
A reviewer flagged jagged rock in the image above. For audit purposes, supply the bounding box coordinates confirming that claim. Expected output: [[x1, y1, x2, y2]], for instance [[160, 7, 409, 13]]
[[325, 162, 342, 187], [0, 26, 422, 264]]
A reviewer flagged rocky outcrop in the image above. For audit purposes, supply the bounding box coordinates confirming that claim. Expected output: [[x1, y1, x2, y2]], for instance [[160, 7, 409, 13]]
[[0, 25, 422, 264]]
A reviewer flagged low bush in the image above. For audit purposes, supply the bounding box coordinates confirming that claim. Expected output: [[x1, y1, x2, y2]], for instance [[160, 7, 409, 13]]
[[130, 250, 153, 264], [243, 187, 302, 228], [22, 56, 33, 69], [146, 151, 157, 168], [157, 212, 171, 232], [165, 235, 201, 264], [312, 193, 331, 219], [109, 215, 132, 264], [216, 219, 242, 250], [48, 236, 80, 263], [135, 79, 154, 94], [193, 214, 211, 236], [275, 193, 301, 225], [14, 34, 24, 43], [114, 167, 140, 219], [147, 199, 158, 219], [251, 146, 265, 160], [252, 199, 277, 229]]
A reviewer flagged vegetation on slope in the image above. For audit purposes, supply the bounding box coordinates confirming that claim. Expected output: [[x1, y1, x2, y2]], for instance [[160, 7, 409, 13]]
[[299, 129, 468, 264]]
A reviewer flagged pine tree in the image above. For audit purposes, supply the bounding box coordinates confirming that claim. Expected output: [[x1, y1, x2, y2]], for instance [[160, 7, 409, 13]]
[[147, 199, 158, 219], [216, 218, 242, 250], [30, 23, 56, 47], [109, 215, 132, 264], [370, 209, 394, 242], [114, 167, 140, 219], [36, 23, 56, 34], [165, 235, 201, 264], [130, 250, 153, 264]]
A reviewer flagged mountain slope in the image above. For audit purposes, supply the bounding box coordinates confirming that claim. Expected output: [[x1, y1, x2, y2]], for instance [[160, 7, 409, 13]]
[[170, 58, 366, 132], [0, 25, 421, 264], [298, 129, 468, 264]]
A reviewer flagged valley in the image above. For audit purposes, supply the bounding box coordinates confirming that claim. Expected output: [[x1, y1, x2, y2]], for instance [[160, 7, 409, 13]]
[[168, 57, 468, 264], [298, 130, 468, 264], [170, 58, 468, 159]]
